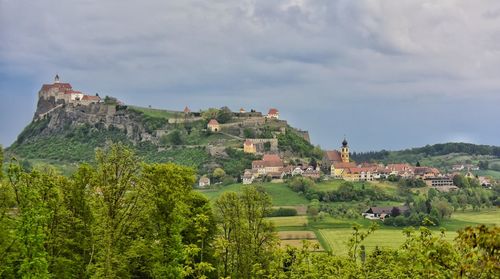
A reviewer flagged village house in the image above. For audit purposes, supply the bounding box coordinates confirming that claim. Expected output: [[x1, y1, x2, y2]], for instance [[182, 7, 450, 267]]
[[207, 119, 220, 132], [266, 108, 279, 119], [252, 154, 284, 178], [362, 206, 409, 220], [198, 176, 211, 188], [242, 169, 256, 185]]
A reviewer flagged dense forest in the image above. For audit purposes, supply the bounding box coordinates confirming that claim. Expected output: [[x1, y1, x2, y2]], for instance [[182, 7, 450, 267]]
[[0, 144, 498, 278], [351, 142, 500, 163]]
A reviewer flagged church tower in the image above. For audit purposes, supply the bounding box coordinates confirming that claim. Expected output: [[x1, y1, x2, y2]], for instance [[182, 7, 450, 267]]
[[341, 137, 349, 163], [54, 74, 60, 83]]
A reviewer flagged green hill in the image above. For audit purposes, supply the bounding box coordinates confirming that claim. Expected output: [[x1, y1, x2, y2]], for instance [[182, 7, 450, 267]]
[[6, 103, 316, 177]]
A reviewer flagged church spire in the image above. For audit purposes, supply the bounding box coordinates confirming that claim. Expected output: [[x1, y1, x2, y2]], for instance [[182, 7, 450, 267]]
[[54, 74, 60, 84]]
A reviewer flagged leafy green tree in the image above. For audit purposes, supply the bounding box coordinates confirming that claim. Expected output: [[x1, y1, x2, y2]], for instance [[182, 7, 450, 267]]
[[212, 168, 226, 182], [7, 163, 53, 279], [201, 108, 219, 121], [87, 144, 146, 278], [214, 187, 278, 278], [216, 107, 232, 124], [243, 128, 255, 138], [0, 145, 3, 180], [169, 130, 184, 145]]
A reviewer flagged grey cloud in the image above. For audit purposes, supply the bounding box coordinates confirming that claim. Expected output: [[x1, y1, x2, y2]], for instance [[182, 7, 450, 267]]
[[1, 0, 500, 149]]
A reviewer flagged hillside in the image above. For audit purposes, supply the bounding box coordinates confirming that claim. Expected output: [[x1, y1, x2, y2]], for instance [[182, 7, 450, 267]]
[[6, 81, 316, 177]]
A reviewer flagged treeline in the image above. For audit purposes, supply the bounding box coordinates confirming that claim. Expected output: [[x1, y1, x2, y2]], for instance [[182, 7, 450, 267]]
[[1, 145, 499, 278], [351, 142, 500, 162]]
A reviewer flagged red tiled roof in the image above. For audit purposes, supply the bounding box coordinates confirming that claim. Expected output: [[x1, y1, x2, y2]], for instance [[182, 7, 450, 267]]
[[82, 95, 100, 101], [262, 154, 281, 162], [332, 162, 356, 169], [387, 163, 411, 172], [268, 108, 279, 115], [325, 150, 342, 162], [41, 83, 72, 91], [244, 140, 253, 146], [208, 119, 219, 125]]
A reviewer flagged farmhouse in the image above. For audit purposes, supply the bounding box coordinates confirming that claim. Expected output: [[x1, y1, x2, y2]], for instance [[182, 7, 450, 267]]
[[252, 154, 284, 177], [243, 140, 257, 154], [362, 206, 409, 220], [198, 176, 210, 188]]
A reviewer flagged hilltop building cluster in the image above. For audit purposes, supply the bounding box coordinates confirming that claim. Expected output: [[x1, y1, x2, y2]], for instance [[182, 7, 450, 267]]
[[39, 75, 101, 106]]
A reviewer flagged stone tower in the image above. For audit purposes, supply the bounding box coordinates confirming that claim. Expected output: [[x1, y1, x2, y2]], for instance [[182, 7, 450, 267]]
[[341, 137, 349, 163]]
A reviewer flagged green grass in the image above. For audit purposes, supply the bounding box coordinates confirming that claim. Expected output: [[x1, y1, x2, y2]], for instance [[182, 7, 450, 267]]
[[269, 208, 499, 253], [313, 180, 398, 195], [450, 209, 499, 225], [476, 169, 500, 179], [267, 216, 308, 227], [198, 183, 309, 206], [128, 106, 179, 119], [319, 228, 457, 256]]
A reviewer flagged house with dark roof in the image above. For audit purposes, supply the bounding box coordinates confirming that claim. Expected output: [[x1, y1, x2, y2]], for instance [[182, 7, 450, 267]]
[[362, 206, 409, 220]]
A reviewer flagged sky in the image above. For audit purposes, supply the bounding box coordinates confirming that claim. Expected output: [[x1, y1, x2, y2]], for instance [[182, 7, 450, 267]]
[[1, 0, 500, 152]]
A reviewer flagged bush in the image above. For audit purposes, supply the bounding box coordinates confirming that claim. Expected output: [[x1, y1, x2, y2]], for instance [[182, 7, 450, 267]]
[[266, 207, 298, 217]]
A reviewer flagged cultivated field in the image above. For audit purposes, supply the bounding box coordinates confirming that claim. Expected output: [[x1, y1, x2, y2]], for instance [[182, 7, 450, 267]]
[[267, 216, 308, 227], [319, 228, 457, 256]]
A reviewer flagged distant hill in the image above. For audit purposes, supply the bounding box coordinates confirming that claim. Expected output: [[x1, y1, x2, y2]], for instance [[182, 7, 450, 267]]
[[6, 79, 316, 177]]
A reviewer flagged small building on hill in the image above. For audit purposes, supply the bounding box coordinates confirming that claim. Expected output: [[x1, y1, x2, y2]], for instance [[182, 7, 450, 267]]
[[207, 119, 220, 132]]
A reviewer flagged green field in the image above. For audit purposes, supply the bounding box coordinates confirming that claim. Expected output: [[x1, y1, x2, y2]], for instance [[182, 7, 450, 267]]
[[267, 209, 499, 254], [319, 228, 457, 256], [198, 183, 309, 206], [267, 216, 308, 227], [312, 180, 398, 195]]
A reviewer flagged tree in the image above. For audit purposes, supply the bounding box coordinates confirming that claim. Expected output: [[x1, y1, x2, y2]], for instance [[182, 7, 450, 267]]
[[139, 163, 215, 278], [216, 107, 232, 124], [212, 168, 226, 182], [201, 108, 219, 121], [0, 145, 3, 180], [430, 197, 453, 219], [243, 128, 255, 138], [169, 130, 184, 145], [416, 161, 421, 167], [87, 143, 146, 278], [391, 207, 401, 217], [214, 187, 278, 278]]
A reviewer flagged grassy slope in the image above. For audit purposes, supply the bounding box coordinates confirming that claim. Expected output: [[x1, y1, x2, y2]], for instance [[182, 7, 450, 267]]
[[128, 106, 179, 119], [198, 183, 309, 206]]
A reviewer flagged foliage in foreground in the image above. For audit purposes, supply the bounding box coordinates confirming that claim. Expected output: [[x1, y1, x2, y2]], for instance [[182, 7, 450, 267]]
[[0, 144, 499, 278]]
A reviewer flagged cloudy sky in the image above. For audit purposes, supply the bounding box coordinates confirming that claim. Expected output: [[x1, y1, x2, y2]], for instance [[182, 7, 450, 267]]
[[1, 0, 500, 152]]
